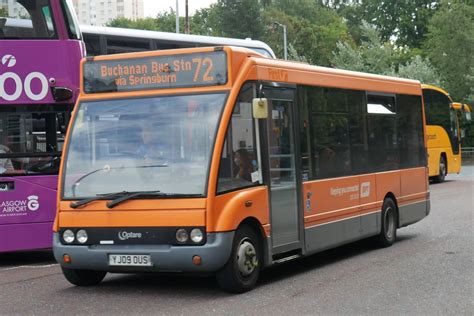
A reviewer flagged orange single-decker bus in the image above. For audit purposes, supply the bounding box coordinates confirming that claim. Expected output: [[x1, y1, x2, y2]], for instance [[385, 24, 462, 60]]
[[53, 46, 430, 293]]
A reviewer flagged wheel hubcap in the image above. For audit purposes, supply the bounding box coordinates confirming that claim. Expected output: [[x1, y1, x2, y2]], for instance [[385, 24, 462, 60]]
[[440, 160, 446, 176], [384, 207, 394, 239], [236, 239, 258, 276]]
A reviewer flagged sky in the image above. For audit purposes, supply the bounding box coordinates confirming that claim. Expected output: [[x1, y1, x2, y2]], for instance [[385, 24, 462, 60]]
[[143, 0, 217, 18]]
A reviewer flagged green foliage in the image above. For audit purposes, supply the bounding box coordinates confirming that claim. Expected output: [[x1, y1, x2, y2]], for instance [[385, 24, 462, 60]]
[[350, 0, 440, 48], [107, 17, 160, 31], [190, 6, 220, 36], [0, 6, 7, 17], [331, 22, 394, 74], [213, 0, 264, 39], [262, 1, 349, 66], [424, 1, 474, 103], [331, 22, 440, 85], [386, 56, 441, 86]]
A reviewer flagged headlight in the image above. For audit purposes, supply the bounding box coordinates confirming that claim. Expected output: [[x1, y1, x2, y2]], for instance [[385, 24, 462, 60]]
[[63, 229, 75, 243], [190, 228, 203, 243], [76, 229, 88, 244], [176, 228, 188, 243]]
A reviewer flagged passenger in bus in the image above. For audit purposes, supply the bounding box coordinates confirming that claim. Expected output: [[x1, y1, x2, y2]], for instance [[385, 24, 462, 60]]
[[234, 149, 253, 182], [0, 144, 14, 174]]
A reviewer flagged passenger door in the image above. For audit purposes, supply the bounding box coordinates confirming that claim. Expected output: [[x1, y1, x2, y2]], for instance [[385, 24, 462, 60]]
[[262, 87, 302, 253]]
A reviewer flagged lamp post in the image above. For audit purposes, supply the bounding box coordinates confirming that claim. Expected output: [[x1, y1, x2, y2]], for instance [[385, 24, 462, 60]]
[[273, 22, 287, 60], [175, 0, 179, 34]]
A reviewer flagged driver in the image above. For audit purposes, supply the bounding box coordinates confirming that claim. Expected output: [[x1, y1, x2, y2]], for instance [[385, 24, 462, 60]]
[[136, 121, 172, 163]]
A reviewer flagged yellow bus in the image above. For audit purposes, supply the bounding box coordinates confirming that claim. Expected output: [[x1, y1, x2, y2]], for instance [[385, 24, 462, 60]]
[[53, 47, 430, 292], [422, 84, 471, 182]]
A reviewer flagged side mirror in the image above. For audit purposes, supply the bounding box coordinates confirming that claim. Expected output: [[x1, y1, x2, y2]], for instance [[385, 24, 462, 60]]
[[252, 98, 268, 119], [463, 104, 472, 122]]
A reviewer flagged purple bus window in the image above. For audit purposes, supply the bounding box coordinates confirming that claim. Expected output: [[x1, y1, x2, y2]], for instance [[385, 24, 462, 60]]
[[0, 0, 57, 40], [0, 105, 71, 176]]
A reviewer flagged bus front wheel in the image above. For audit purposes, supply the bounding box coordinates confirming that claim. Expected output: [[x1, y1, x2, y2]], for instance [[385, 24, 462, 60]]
[[375, 198, 397, 247], [434, 155, 447, 183], [216, 225, 261, 293], [61, 267, 106, 286]]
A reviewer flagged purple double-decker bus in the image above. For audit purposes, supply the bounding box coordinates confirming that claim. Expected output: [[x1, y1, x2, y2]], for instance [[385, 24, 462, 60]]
[[0, 0, 84, 252]]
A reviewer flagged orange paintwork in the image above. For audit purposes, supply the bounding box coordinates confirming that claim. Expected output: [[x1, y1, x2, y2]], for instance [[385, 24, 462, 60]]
[[56, 46, 428, 236], [211, 186, 269, 233], [302, 167, 428, 228]]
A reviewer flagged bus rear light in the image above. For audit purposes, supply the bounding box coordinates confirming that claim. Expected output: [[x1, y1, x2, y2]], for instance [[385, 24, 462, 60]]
[[63, 230, 75, 243], [63, 254, 72, 264], [176, 229, 189, 243]]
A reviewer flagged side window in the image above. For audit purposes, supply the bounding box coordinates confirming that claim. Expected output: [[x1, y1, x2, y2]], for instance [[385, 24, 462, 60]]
[[41, 6, 55, 37], [61, 0, 82, 40], [217, 83, 259, 193], [367, 93, 399, 171], [301, 87, 366, 180], [398, 94, 426, 168], [106, 37, 152, 54], [83, 33, 102, 56]]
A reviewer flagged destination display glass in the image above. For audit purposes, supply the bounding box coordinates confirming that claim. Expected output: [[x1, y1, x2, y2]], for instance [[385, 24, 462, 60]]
[[83, 51, 228, 93]]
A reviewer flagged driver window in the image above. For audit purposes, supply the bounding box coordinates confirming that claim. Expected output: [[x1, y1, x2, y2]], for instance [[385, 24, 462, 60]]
[[217, 83, 260, 194]]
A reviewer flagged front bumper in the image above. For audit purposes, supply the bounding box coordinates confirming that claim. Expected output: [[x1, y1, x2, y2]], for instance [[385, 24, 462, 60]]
[[53, 231, 234, 273]]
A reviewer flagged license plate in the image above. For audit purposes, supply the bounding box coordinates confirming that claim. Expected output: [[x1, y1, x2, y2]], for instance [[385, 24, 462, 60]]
[[108, 254, 152, 267]]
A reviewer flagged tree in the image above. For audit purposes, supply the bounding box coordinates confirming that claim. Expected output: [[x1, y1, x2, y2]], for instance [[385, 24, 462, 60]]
[[331, 22, 440, 84], [331, 22, 394, 74], [424, 1, 474, 103], [213, 0, 265, 39], [0, 6, 7, 17], [190, 6, 220, 36], [386, 56, 441, 86], [107, 17, 160, 31], [352, 0, 440, 48], [262, 1, 349, 66]]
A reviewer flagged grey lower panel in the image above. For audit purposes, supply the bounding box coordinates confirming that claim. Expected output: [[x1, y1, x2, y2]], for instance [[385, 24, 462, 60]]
[[399, 200, 428, 227], [271, 186, 299, 248], [53, 231, 234, 273], [305, 212, 380, 254]]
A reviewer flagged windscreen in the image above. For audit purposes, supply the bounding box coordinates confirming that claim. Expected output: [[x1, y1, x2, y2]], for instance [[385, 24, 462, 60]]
[[62, 93, 227, 199], [0, 105, 70, 176], [0, 0, 57, 39]]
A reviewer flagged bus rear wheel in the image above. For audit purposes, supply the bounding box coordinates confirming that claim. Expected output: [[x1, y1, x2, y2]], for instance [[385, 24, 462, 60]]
[[434, 155, 447, 183], [375, 198, 397, 247], [61, 267, 106, 286], [216, 225, 261, 293]]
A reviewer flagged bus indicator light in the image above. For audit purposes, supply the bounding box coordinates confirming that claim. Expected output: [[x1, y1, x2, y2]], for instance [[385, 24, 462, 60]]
[[192, 255, 202, 266], [63, 254, 72, 264]]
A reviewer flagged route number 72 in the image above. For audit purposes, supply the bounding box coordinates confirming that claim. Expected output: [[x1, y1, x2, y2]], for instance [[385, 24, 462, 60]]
[[192, 58, 214, 82]]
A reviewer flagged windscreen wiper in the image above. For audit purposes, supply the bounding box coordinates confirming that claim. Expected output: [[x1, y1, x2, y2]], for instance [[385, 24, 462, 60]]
[[106, 190, 164, 208], [70, 191, 130, 209], [106, 192, 203, 209]]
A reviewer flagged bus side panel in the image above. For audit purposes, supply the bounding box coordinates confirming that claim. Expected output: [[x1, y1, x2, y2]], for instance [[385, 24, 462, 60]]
[[399, 167, 429, 227], [427, 125, 461, 176], [359, 174, 379, 238], [303, 176, 362, 254], [428, 147, 442, 177], [212, 186, 269, 233], [375, 170, 401, 206]]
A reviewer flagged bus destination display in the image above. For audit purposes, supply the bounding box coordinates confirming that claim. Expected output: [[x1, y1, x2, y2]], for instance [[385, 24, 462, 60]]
[[83, 51, 227, 93]]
